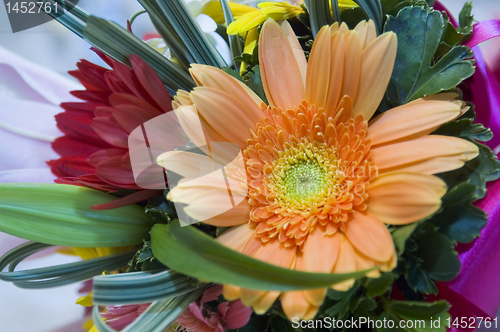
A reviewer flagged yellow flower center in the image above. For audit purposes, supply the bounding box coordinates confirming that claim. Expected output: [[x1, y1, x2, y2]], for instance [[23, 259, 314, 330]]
[[268, 141, 339, 212]]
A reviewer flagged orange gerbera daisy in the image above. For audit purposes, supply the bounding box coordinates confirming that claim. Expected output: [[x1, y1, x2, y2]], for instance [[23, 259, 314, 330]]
[[159, 19, 478, 320]]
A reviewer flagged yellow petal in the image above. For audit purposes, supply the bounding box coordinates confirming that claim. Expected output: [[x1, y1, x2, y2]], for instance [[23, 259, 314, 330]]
[[368, 100, 461, 146], [203, 1, 258, 25], [223, 285, 242, 300], [343, 211, 394, 262], [259, 19, 306, 110], [253, 291, 280, 314], [353, 31, 397, 120], [76, 294, 93, 307], [227, 11, 266, 35]]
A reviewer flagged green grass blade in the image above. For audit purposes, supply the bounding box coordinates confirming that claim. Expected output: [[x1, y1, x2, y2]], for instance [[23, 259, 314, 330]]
[[152, 0, 226, 67], [331, 0, 342, 23], [83, 16, 195, 95], [0, 242, 135, 289], [353, 0, 383, 34], [151, 221, 372, 291], [138, 0, 192, 70], [0, 184, 151, 247], [219, 0, 243, 68], [306, 0, 333, 37], [92, 270, 204, 305]]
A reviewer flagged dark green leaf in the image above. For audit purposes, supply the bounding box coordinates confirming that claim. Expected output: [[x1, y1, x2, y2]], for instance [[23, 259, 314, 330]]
[[151, 221, 371, 291], [219, 0, 243, 68], [384, 6, 475, 104], [457, 1, 474, 35], [389, 300, 449, 320], [0, 184, 151, 247], [430, 182, 486, 243], [352, 0, 383, 34], [392, 223, 419, 253], [305, 0, 333, 37], [366, 273, 395, 298], [245, 65, 268, 104]]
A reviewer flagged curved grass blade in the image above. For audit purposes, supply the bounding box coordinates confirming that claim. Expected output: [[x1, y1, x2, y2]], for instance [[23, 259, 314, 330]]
[[92, 287, 206, 332], [219, 0, 243, 68], [92, 270, 205, 305], [0, 184, 151, 247], [352, 0, 383, 34], [138, 0, 192, 70], [307, 0, 333, 37], [331, 0, 341, 23], [84, 16, 195, 95], [39, 0, 86, 37], [148, 0, 226, 67], [151, 221, 372, 291], [0, 242, 135, 289]]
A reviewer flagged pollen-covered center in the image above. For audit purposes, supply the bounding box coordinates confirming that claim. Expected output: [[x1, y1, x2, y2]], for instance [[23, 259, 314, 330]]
[[268, 141, 339, 212]]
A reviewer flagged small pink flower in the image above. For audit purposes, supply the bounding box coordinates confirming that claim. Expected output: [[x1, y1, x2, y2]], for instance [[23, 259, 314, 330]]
[[176, 286, 252, 332]]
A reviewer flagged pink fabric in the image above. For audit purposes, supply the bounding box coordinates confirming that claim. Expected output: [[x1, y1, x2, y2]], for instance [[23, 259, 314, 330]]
[[465, 20, 500, 49]]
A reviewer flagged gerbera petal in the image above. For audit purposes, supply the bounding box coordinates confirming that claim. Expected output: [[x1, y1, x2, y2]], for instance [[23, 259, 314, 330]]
[[223, 285, 242, 301], [217, 223, 255, 252], [343, 211, 394, 262], [281, 291, 311, 320], [189, 64, 264, 108], [368, 172, 446, 225], [353, 249, 380, 278], [280, 20, 307, 86], [368, 100, 462, 146], [253, 291, 280, 314], [341, 31, 362, 101], [353, 32, 397, 120], [354, 20, 377, 49], [393, 156, 468, 175], [259, 19, 305, 110], [331, 233, 357, 291], [191, 87, 261, 149], [371, 135, 479, 172]]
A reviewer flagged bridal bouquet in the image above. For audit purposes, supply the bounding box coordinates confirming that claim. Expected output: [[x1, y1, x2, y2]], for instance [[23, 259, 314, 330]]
[[2, 0, 500, 331]]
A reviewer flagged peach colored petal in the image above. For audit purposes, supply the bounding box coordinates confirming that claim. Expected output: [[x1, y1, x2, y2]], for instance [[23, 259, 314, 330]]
[[368, 172, 446, 225], [331, 233, 356, 291], [217, 223, 255, 252], [353, 32, 397, 120], [354, 20, 377, 49], [281, 291, 311, 320], [305, 26, 331, 109], [280, 20, 307, 86], [157, 151, 212, 178], [368, 100, 462, 146], [253, 291, 280, 314], [297, 226, 340, 274], [203, 199, 251, 227], [341, 31, 362, 101], [191, 87, 263, 149], [303, 305, 320, 320], [353, 249, 380, 278], [371, 135, 479, 172], [259, 19, 305, 110], [343, 211, 394, 262], [223, 285, 241, 301], [189, 64, 264, 108], [324, 31, 346, 113], [391, 156, 468, 175]]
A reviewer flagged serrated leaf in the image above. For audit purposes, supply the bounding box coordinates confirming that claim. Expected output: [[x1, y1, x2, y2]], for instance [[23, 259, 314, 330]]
[[151, 221, 371, 291], [430, 182, 486, 243], [0, 184, 151, 247], [389, 300, 449, 320], [384, 6, 475, 104], [366, 273, 395, 298], [458, 1, 474, 35]]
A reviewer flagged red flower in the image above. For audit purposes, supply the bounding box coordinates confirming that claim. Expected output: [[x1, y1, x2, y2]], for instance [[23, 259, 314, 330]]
[[48, 49, 171, 207]]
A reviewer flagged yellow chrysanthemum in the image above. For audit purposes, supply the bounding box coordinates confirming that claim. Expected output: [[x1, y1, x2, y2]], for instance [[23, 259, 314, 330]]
[[162, 20, 477, 320]]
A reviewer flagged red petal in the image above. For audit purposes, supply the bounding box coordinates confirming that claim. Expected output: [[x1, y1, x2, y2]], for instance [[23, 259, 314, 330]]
[[88, 148, 125, 168], [130, 55, 173, 114], [51, 136, 103, 157], [112, 104, 157, 133], [55, 111, 106, 146], [48, 156, 95, 178], [90, 116, 129, 148], [94, 106, 114, 118], [61, 101, 105, 113], [71, 90, 111, 104], [105, 71, 133, 94], [96, 155, 136, 185], [91, 190, 163, 210]]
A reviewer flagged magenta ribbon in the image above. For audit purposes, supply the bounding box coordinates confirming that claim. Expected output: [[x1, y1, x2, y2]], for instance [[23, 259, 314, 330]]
[[430, 2, 500, 330]]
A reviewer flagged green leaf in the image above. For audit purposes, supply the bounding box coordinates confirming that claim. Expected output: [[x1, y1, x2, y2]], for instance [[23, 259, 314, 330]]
[[457, 1, 474, 35], [430, 182, 486, 243], [83, 15, 195, 95], [245, 65, 268, 104], [0, 184, 151, 247], [151, 221, 371, 291], [392, 223, 419, 253], [380, 300, 450, 332], [384, 6, 475, 104], [366, 273, 395, 298], [406, 224, 460, 294], [389, 300, 449, 320]]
